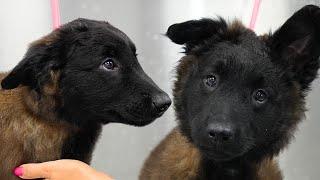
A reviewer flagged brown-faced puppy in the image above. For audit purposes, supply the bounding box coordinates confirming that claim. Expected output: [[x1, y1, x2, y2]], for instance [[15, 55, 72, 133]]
[[140, 5, 320, 180], [0, 18, 171, 180]]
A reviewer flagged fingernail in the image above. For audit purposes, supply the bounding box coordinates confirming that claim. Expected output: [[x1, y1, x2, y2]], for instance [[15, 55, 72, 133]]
[[13, 167, 23, 177]]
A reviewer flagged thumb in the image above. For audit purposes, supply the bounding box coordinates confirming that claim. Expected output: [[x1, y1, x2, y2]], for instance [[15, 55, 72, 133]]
[[15, 162, 53, 179]]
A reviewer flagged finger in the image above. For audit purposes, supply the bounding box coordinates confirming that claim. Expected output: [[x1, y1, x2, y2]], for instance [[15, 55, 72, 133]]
[[17, 162, 52, 179]]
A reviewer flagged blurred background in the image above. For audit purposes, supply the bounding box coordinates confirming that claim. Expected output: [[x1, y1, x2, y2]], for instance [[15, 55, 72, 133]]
[[0, 0, 320, 179]]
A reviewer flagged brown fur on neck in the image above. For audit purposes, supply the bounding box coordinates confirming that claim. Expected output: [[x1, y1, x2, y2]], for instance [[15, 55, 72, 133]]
[[23, 71, 60, 120], [0, 72, 76, 180]]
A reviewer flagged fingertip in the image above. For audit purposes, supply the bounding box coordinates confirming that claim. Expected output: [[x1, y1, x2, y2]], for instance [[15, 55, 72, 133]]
[[15, 163, 47, 179], [13, 166, 24, 177]]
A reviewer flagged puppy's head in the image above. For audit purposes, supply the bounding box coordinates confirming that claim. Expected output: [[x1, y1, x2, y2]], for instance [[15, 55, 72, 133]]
[[170, 5, 320, 162], [1, 18, 171, 127]]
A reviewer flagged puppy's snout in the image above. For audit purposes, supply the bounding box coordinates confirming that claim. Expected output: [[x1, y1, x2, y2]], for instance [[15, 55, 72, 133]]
[[151, 93, 171, 116], [207, 123, 235, 143]]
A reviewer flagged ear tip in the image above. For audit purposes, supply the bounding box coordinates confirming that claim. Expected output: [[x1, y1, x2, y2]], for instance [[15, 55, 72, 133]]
[[166, 24, 186, 45], [303, 4, 319, 10], [1, 80, 9, 89], [1, 78, 18, 90]]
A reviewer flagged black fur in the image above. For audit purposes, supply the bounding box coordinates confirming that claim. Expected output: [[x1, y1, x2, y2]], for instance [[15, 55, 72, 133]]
[[169, 5, 320, 179], [1, 18, 171, 163]]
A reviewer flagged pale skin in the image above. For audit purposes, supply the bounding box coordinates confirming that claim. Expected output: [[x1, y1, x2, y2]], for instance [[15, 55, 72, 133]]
[[16, 160, 113, 180]]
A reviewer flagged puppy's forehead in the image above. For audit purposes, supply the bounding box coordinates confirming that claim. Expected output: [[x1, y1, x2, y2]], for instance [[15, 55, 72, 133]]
[[199, 37, 280, 85], [93, 24, 135, 50], [202, 32, 270, 68], [62, 18, 136, 50]]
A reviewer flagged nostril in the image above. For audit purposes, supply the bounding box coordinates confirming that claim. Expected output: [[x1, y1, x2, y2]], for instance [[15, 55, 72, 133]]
[[159, 104, 169, 112], [152, 93, 172, 114], [154, 101, 171, 113], [208, 131, 216, 138]]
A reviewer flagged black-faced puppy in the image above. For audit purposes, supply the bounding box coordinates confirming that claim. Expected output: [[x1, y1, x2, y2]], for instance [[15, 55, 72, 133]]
[[0, 18, 171, 180], [140, 5, 320, 180]]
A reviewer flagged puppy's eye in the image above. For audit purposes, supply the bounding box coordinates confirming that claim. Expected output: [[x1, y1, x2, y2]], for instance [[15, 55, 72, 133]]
[[205, 75, 218, 88], [102, 58, 115, 70], [253, 89, 268, 103]]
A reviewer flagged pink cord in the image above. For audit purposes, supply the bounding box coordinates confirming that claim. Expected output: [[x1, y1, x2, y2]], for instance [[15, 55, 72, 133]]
[[249, 0, 261, 30], [50, 0, 61, 29]]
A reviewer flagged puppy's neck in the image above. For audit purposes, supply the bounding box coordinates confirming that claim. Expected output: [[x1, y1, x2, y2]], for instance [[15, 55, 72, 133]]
[[199, 156, 281, 180], [199, 157, 255, 180], [22, 71, 63, 123], [22, 88, 59, 122]]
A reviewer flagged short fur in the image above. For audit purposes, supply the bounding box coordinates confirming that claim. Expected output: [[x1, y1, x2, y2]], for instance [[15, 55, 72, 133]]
[[141, 5, 320, 180], [0, 18, 171, 179], [141, 128, 281, 180]]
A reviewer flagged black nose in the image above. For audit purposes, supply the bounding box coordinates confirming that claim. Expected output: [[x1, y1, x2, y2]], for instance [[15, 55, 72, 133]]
[[207, 123, 235, 142], [151, 93, 171, 116]]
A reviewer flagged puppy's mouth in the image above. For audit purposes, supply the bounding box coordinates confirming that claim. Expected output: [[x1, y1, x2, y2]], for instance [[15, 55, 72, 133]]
[[200, 148, 240, 162], [197, 144, 248, 162], [107, 110, 158, 126]]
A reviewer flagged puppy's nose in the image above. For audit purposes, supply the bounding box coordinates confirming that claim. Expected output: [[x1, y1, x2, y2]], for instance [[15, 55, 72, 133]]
[[151, 93, 171, 116], [207, 123, 235, 143]]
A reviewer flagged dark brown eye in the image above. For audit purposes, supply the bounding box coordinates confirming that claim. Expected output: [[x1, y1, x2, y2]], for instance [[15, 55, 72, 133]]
[[102, 58, 115, 70], [253, 89, 268, 103], [205, 75, 217, 88]]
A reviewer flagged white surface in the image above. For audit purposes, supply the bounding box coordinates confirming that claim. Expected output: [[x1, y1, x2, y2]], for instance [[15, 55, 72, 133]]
[[0, 0, 52, 71]]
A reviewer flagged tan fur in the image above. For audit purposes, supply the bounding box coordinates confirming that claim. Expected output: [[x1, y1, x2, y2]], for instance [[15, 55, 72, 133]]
[[140, 128, 201, 180], [256, 158, 282, 180], [225, 19, 247, 37], [30, 30, 60, 47], [0, 72, 76, 180], [140, 128, 282, 180]]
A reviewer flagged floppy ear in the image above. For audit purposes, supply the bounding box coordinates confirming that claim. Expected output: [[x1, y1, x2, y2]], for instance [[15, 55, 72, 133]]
[[1, 18, 91, 91], [1, 34, 61, 90], [270, 5, 320, 90], [166, 18, 227, 52]]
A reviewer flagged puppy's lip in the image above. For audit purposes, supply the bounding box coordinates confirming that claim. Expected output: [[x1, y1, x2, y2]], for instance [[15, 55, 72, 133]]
[[200, 148, 239, 161], [152, 111, 165, 118], [111, 110, 158, 126], [123, 117, 157, 126]]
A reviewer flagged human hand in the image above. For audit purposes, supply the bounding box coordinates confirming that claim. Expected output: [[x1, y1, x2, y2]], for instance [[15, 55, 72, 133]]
[[14, 159, 113, 180]]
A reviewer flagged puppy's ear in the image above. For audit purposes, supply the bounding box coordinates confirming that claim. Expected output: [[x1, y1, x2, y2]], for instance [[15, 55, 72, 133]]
[[166, 18, 227, 52], [270, 5, 320, 90], [1, 33, 61, 90], [1, 18, 91, 91]]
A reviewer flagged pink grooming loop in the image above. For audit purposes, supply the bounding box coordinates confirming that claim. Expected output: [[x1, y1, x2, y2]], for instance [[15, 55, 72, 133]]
[[249, 0, 262, 30], [50, 0, 61, 29]]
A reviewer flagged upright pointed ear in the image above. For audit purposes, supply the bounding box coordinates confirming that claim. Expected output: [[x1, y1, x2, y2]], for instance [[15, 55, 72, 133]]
[[1, 31, 61, 90], [166, 18, 227, 52], [270, 5, 320, 90]]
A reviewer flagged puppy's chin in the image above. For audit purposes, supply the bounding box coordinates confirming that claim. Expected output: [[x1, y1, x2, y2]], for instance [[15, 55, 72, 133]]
[[121, 117, 156, 126]]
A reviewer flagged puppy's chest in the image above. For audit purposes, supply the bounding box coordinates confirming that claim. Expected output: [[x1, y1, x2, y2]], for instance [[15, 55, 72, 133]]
[[198, 165, 254, 180], [0, 115, 70, 160], [21, 120, 71, 162]]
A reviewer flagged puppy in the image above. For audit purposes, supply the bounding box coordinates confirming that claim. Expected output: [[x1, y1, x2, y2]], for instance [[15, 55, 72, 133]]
[[140, 5, 320, 180], [0, 18, 171, 180]]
